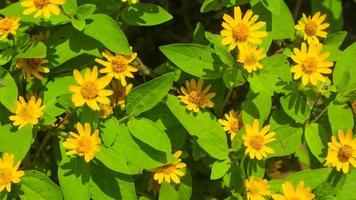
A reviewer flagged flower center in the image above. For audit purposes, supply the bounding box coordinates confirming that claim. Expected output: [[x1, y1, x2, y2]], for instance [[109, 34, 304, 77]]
[[249, 135, 264, 150], [302, 58, 317, 74], [232, 23, 249, 42], [76, 136, 92, 154], [247, 185, 259, 195], [0, 168, 12, 185], [158, 164, 176, 175], [188, 91, 202, 105], [34, 0, 49, 9], [112, 56, 127, 74], [0, 19, 12, 32], [244, 54, 257, 66], [338, 145, 353, 162], [305, 21, 318, 36], [27, 59, 42, 69], [19, 105, 35, 121], [80, 81, 98, 100], [230, 120, 240, 133]]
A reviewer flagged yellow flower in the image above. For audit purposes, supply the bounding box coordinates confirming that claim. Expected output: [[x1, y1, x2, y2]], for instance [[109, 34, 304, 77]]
[[295, 12, 329, 44], [111, 80, 133, 108], [98, 104, 113, 119], [218, 110, 243, 141], [220, 6, 267, 51], [21, 0, 65, 19], [68, 66, 113, 111], [325, 129, 356, 174], [16, 58, 50, 81], [31, 30, 50, 42], [0, 153, 24, 192], [95, 50, 138, 86], [153, 151, 186, 184], [290, 42, 333, 86], [62, 122, 101, 163], [242, 119, 275, 160], [9, 96, 45, 128], [121, 0, 138, 3], [0, 16, 20, 40], [237, 44, 266, 73], [245, 177, 271, 200], [178, 79, 215, 113], [272, 181, 315, 200]]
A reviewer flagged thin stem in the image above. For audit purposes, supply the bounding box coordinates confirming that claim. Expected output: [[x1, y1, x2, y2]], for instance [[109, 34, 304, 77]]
[[293, 0, 303, 21], [118, 115, 129, 123], [32, 108, 77, 168], [308, 93, 321, 123], [312, 106, 328, 123], [218, 88, 233, 117]]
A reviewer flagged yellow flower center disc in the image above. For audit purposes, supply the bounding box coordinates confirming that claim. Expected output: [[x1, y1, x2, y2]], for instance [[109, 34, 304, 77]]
[[233, 23, 249, 42], [338, 145, 353, 162], [302, 58, 317, 74], [305, 21, 318, 36], [249, 135, 264, 150], [80, 81, 99, 100]]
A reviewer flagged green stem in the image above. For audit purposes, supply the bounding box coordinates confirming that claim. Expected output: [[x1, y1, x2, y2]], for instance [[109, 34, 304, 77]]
[[218, 88, 233, 117], [308, 93, 321, 123], [312, 105, 328, 123], [118, 115, 129, 123]]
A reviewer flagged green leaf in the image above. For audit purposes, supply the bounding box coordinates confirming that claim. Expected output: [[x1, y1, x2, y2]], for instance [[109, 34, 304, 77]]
[[20, 171, 63, 200], [268, 125, 303, 158], [126, 73, 175, 116], [71, 18, 86, 31], [0, 2, 70, 26], [160, 43, 225, 79], [80, 105, 99, 129], [0, 49, 13, 65], [76, 4, 97, 20], [242, 91, 271, 124], [43, 75, 76, 125], [58, 155, 90, 200], [121, 3, 172, 26], [285, 168, 332, 189], [83, 14, 131, 54], [223, 68, 246, 89], [248, 54, 291, 95], [140, 103, 180, 131], [100, 117, 119, 146], [311, 0, 343, 32], [95, 146, 130, 174], [245, 159, 265, 178], [336, 169, 356, 200], [0, 69, 18, 112], [128, 118, 172, 153], [205, 32, 234, 67], [211, 159, 231, 180], [252, 1, 294, 41], [178, 169, 192, 200], [113, 123, 175, 170], [305, 123, 330, 163], [333, 42, 356, 91], [62, 0, 78, 15], [327, 101, 354, 134], [89, 160, 137, 200], [159, 182, 178, 200], [166, 95, 228, 160], [17, 41, 47, 58], [322, 31, 347, 62], [46, 25, 101, 68], [0, 124, 32, 161], [261, 0, 281, 15], [280, 91, 311, 124]]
